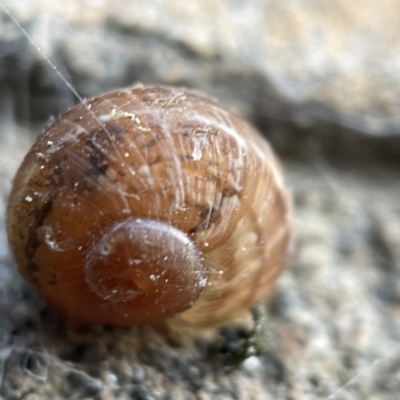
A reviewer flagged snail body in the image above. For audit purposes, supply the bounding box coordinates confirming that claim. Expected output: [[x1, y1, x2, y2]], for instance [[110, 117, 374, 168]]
[[6, 85, 291, 328]]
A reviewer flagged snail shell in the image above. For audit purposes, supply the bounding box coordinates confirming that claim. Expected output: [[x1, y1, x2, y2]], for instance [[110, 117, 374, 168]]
[[6, 85, 291, 329]]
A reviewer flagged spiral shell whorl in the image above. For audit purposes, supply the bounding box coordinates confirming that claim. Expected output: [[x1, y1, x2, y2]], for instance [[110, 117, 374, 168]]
[[84, 218, 206, 323], [6, 84, 291, 328]]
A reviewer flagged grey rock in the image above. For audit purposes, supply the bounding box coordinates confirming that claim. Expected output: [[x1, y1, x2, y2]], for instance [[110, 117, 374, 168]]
[[1, 0, 400, 136]]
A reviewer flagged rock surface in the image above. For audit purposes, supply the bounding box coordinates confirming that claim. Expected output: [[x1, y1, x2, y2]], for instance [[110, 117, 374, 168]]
[[1, 1, 400, 399], [2, 0, 400, 136]]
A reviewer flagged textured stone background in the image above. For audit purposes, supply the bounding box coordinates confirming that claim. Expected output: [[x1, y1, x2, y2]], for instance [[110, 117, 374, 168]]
[[1, 1, 400, 399]]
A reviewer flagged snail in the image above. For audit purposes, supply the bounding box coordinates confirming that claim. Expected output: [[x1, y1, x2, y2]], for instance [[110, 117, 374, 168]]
[[6, 84, 291, 329]]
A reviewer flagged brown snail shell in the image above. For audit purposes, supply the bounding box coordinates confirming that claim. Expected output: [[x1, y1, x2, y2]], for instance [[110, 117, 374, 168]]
[[6, 84, 291, 329]]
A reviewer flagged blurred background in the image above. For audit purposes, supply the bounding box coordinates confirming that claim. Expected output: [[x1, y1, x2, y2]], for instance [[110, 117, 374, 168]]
[[1, 1, 400, 399]]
